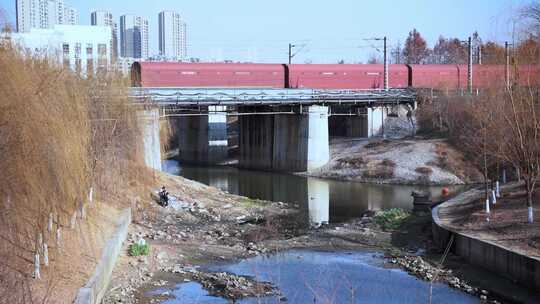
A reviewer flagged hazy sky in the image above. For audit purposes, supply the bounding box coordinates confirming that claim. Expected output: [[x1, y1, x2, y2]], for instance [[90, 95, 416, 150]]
[[0, 0, 530, 63]]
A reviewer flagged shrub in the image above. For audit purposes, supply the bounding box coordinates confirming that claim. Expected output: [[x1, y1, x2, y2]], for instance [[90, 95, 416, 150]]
[[381, 159, 396, 167], [129, 243, 150, 256], [415, 166, 433, 175], [336, 157, 366, 168], [374, 208, 410, 230], [362, 161, 395, 179]]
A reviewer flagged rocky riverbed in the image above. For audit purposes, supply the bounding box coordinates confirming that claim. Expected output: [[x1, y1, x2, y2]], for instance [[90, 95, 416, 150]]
[[102, 174, 504, 304]]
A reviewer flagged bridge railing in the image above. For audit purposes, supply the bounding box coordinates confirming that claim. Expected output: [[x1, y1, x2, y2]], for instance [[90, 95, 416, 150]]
[[129, 88, 417, 105]]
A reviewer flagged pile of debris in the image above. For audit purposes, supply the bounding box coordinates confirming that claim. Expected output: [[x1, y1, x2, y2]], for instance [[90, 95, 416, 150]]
[[388, 255, 497, 302], [162, 265, 279, 300]]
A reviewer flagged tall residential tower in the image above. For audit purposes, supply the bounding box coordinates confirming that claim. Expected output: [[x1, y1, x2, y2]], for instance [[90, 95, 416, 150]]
[[16, 0, 78, 32], [119, 14, 148, 59], [158, 11, 187, 60], [91, 10, 118, 60]]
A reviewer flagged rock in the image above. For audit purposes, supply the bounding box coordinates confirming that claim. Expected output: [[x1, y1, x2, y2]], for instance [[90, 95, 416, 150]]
[[156, 251, 169, 261]]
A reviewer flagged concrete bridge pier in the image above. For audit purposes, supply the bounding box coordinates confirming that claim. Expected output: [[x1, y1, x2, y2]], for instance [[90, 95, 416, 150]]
[[329, 106, 386, 138], [238, 105, 329, 172], [367, 107, 387, 138], [177, 106, 229, 164], [137, 108, 162, 171]]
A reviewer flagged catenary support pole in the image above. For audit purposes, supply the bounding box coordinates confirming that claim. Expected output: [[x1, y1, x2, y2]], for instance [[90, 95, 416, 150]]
[[383, 36, 389, 91], [478, 45, 482, 64], [505, 41, 510, 88], [467, 36, 473, 94], [288, 43, 293, 64]]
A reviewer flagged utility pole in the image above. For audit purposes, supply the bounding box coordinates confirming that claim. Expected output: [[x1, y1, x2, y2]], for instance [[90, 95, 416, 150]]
[[467, 36, 473, 94], [505, 41, 510, 88], [288, 43, 294, 64], [478, 45, 482, 65], [383, 36, 389, 91], [364, 37, 389, 89]]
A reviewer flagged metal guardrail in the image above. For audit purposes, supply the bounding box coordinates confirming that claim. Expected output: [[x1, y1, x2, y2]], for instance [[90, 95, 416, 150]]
[[129, 87, 417, 106]]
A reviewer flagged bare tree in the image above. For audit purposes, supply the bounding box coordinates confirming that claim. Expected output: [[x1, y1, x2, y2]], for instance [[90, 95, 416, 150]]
[[402, 29, 429, 64], [497, 87, 540, 223], [522, 1, 540, 39], [367, 53, 381, 64]]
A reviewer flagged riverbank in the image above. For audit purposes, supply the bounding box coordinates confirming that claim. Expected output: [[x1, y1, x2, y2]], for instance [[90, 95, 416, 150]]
[[432, 183, 540, 302], [102, 171, 509, 303], [306, 137, 482, 185], [435, 183, 540, 258]]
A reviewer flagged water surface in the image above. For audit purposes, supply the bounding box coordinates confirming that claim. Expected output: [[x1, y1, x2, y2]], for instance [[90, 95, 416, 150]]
[[163, 160, 464, 226], [151, 250, 479, 304]]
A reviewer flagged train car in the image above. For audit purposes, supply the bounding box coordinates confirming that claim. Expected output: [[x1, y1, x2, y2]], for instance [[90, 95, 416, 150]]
[[409, 65, 461, 89], [287, 64, 410, 90], [515, 64, 540, 87], [131, 62, 287, 88], [469, 65, 506, 89]]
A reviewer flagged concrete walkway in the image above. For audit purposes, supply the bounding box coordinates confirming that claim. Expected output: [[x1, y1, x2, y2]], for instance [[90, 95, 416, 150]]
[[432, 183, 540, 293]]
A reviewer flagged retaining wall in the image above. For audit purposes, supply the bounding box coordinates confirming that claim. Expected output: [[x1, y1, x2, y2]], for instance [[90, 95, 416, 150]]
[[432, 188, 540, 292], [74, 208, 132, 304]]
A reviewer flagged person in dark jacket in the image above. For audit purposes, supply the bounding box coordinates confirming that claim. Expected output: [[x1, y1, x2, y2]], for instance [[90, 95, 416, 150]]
[[159, 186, 169, 207]]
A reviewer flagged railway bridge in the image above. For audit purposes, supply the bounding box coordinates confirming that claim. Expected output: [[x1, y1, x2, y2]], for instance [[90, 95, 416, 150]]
[[132, 87, 417, 172]]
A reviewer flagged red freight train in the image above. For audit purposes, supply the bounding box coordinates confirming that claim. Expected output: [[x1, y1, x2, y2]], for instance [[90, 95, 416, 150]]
[[132, 61, 539, 90], [287, 64, 410, 89], [132, 62, 286, 88]]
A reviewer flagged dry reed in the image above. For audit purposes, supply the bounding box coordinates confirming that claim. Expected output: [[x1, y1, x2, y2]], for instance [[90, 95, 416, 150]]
[[0, 37, 149, 302]]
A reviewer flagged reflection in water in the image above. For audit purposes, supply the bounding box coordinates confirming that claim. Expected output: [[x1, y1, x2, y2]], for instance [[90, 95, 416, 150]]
[[308, 179, 329, 226], [163, 160, 465, 226]]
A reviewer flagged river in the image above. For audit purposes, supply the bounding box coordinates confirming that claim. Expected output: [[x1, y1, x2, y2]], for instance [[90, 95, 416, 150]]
[[163, 160, 465, 227], [155, 160, 477, 303]]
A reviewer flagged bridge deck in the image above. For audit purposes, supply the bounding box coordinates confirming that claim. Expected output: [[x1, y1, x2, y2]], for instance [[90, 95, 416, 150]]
[[130, 88, 417, 106]]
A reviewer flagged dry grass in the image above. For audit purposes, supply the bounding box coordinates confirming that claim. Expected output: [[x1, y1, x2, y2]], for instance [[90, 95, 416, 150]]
[[362, 160, 395, 179], [415, 166, 433, 175], [336, 156, 366, 169], [0, 40, 150, 302], [364, 139, 391, 149]]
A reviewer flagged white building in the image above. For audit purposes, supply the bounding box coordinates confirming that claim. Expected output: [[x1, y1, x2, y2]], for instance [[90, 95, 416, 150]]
[[16, 0, 79, 33], [115, 57, 137, 75], [11, 25, 112, 75], [91, 10, 118, 60], [120, 14, 148, 59], [64, 7, 78, 25], [158, 11, 187, 61]]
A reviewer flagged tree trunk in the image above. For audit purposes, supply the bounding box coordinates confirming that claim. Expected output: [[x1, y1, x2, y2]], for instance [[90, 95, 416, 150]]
[[526, 180, 534, 224]]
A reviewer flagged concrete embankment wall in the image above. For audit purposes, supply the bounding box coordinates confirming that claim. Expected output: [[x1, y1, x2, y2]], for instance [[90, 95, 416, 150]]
[[138, 109, 162, 171], [74, 208, 131, 304], [432, 192, 540, 292]]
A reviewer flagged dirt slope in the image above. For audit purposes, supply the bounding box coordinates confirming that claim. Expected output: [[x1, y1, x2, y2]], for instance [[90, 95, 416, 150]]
[[308, 138, 482, 185]]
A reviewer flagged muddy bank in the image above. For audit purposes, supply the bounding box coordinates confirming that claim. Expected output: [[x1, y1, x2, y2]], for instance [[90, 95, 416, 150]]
[[306, 137, 482, 186], [101, 172, 513, 303]]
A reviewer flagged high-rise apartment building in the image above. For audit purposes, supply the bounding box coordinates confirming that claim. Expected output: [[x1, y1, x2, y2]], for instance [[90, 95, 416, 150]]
[[64, 7, 78, 25], [120, 15, 148, 59], [16, 0, 78, 32], [158, 11, 187, 60], [91, 10, 118, 60]]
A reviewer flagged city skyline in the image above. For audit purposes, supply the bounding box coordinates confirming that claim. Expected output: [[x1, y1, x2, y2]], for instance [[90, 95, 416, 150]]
[[0, 0, 532, 63]]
